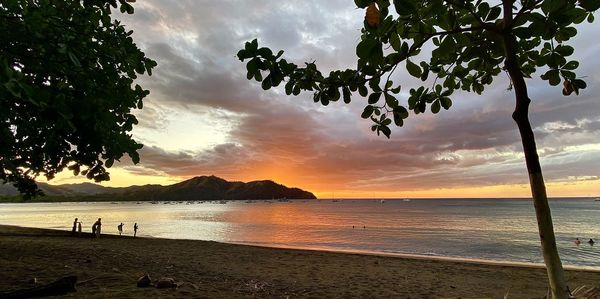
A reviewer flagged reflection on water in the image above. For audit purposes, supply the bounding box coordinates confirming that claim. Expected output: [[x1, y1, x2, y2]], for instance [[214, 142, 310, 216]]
[[0, 199, 599, 268]]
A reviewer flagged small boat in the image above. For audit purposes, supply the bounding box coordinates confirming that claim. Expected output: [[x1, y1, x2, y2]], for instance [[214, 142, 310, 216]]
[[380, 199, 385, 204], [595, 198, 600, 201], [403, 198, 411, 202]]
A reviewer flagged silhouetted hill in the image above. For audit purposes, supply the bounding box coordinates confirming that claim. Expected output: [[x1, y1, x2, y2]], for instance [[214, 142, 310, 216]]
[[0, 176, 317, 201], [120, 176, 316, 200]]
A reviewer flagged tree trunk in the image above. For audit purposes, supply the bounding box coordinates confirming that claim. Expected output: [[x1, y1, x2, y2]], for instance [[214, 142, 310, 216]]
[[502, 30, 569, 299]]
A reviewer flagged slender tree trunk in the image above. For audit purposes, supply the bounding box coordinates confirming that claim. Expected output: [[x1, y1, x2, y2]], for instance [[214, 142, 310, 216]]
[[501, 25, 569, 299]]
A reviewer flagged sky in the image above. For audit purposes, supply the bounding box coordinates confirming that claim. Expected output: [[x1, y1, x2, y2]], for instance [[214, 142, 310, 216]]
[[50, 1, 600, 198]]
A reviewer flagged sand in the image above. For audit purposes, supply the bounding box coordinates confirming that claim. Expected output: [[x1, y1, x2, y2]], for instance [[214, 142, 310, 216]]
[[0, 225, 598, 298]]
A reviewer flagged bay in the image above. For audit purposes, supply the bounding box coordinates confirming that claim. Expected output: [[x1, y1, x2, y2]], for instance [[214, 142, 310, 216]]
[[1, 198, 598, 269]]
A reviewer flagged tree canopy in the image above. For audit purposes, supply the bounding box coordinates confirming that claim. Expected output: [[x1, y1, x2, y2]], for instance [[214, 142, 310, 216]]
[[0, 0, 156, 197], [238, 0, 596, 138]]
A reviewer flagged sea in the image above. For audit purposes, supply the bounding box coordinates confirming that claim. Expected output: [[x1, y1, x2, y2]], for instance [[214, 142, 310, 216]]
[[1, 198, 599, 269]]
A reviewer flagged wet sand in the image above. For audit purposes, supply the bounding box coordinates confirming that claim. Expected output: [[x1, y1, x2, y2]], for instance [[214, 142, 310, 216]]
[[0, 225, 598, 298]]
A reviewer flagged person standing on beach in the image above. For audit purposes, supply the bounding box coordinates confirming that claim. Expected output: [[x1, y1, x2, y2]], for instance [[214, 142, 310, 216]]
[[93, 218, 102, 238], [71, 218, 78, 235], [133, 223, 138, 238], [117, 223, 124, 236], [91, 221, 97, 238], [77, 221, 82, 237]]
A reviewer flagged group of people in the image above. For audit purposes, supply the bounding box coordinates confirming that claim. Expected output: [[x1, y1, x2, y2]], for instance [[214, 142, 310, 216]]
[[71, 218, 139, 238], [574, 238, 594, 246]]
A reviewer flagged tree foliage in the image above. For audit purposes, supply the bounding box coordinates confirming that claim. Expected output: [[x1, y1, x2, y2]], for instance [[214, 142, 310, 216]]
[[238, 0, 596, 137], [0, 0, 156, 197]]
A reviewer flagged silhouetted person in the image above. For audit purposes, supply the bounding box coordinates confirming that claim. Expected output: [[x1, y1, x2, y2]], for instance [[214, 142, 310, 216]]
[[71, 218, 78, 235], [117, 223, 124, 236], [575, 238, 581, 246], [133, 223, 138, 238], [589, 239, 595, 246], [93, 218, 102, 238], [77, 221, 82, 237], [91, 222, 97, 238]]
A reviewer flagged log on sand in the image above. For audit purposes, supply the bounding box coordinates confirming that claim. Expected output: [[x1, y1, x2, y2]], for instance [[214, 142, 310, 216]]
[[1, 276, 77, 298]]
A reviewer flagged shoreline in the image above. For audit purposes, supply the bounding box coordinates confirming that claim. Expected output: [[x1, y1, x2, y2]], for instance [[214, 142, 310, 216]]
[[1, 225, 599, 298], [5, 224, 600, 273], [228, 241, 600, 273]]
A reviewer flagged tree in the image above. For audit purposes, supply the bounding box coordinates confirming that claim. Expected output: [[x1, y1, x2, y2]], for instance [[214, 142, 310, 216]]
[[238, 0, 598, 297], [0, 0, 156, 197]]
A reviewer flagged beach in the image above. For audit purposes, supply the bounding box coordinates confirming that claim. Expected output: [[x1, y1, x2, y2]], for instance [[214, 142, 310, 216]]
[[0, 225, 599, 298]]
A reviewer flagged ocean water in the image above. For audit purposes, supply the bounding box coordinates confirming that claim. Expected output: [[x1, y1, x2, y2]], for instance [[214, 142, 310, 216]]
[[1, 198, 599, 269]]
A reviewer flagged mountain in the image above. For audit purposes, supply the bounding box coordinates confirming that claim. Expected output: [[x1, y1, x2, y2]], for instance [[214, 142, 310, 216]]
[[118, 176, 316, 200], [0, 176, 317, 200]]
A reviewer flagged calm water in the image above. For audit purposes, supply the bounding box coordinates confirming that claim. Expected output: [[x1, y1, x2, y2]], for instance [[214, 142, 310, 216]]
[[1, 199, 599, 269]]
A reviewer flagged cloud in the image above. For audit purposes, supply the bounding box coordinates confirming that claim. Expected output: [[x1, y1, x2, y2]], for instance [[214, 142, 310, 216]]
[[97, 1, 600, 196]]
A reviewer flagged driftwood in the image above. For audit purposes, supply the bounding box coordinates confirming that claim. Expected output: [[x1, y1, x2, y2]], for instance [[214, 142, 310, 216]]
[[1, 276, 77, 298]]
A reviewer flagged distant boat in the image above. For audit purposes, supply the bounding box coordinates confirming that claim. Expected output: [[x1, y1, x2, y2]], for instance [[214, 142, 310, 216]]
[[380, 199, 385, 204], [595, 198, 600, 201], [403, 198, 411, 202]]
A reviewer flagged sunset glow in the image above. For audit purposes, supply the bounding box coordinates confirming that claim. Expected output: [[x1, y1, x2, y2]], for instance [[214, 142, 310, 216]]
[[45, 1, 600, 199]]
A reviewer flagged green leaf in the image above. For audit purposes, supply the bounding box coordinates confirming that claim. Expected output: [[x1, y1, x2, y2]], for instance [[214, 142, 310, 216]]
[[261, 76, 272, 90], [541, 69, 560, 86], [361, 105, 375, 119], [406, 59, 422, 78], [440, 97, 452, 110], [358, 85, 368, 97], [343, 87, 352, 104], [257, 47, 273, 58], [357, 38, 378, 59], [246, 39, 258, 52], [572, 79, 587, 89], [579, 0, 600, 11], [379, 125, 391, 138], [246, 59, 259, 79], [105, 158, 114, 168], [385, 93, 398, 108], [368, 92, 382, 104], [555, 45, 574, 56], [390, 32, 401, 51], [542, 0, 567, 14], [354, 0, 372, 8], [431, 100, 441, 114], [487, 7, 501, 21], [562, 60, 579, 70], [285, 81, 294, 95], [393, 0, 417, 16]]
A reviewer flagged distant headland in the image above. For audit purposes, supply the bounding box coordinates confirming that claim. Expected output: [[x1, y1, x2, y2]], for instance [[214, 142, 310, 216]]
[[0, 175, 317, 202]]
